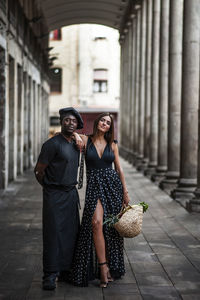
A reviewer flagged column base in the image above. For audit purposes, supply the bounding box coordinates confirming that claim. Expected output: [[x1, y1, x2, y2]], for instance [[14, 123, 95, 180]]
[[171, 178, 197, 208], [186, 188, 200, 212], [143, 162, 157, 178], [119, 146, 134, 163], [151, 166, 167, 183], [159, 171, 179, 193], [132, 153, 140, 166], [137, 158, 149, 172], [133, 155, 142, 166], [134, 155, 148, 171]]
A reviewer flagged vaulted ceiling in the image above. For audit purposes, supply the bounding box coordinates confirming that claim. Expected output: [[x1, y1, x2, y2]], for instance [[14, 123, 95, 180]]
[[37, 0, 140, 32]]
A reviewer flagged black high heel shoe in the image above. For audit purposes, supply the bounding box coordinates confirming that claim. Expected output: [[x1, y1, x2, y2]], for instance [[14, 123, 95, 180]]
[[98, 262, 109, 288], [105, 261, 114, 282], [107, 267, 114, 282]]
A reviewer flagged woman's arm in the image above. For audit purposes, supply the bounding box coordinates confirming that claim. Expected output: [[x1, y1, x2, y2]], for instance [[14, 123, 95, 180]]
[[112, 142, 130, 206], [73, 132, 88, 149]]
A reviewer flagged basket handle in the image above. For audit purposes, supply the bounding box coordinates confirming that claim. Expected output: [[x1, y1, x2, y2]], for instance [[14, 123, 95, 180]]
[[118, 204, 134, 217]]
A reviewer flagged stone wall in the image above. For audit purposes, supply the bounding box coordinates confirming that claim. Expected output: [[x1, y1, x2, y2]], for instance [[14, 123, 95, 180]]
[[0, 0, 50, 189]]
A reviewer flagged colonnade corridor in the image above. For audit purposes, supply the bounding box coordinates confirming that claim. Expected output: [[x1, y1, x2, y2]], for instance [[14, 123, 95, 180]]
[[120, 0, 200, 213], [0, 158, 200, 299], [1, 0, 200, 298]]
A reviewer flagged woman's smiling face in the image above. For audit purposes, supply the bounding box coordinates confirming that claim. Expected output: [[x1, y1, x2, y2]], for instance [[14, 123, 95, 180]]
[[97, 116, 111, 133]]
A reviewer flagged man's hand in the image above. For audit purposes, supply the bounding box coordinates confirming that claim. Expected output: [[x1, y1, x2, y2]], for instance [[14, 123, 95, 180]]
[[34, 162, 48, 186]]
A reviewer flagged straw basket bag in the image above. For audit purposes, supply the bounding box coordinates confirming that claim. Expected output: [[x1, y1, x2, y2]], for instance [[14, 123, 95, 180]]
[[114, 205, 143, 238]]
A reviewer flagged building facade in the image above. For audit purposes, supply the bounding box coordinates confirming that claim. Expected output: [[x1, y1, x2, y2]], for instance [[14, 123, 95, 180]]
[[48, 24, 120, 136], [0, 0, 50, 189]]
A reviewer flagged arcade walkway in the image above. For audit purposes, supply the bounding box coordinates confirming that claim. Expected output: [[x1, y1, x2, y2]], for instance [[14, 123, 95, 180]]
[[0, 158, 200, 300]]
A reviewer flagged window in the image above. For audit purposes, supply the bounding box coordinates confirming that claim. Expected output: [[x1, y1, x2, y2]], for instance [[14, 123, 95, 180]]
[[93, 69, 108, 93], [94, 37, 107, 41], [50, 116, 60, 126], [49, 67, 62, 93], [49, 29, 62, 41], [93, 80, 107, 93]]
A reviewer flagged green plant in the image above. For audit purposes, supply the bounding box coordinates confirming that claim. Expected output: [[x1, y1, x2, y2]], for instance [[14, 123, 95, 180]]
[[103, 202, 149, 227]]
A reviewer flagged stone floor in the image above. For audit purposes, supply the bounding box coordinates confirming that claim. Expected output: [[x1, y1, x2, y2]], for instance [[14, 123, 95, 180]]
[[0, 158, 200, 300]]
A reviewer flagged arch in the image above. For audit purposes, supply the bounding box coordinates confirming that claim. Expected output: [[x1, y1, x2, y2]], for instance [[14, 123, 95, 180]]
[[37, 0, 129, 30]]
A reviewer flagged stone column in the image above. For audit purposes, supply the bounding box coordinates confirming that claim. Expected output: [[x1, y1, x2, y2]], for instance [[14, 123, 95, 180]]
[[46, 92, 49, 139], [145, 0, 160, 175], [38, 84, 42, 154], [130, 16, 137, 163], [144, 0, 152, 165], [190, 111, 200, 212], [119, 42, 124, 148], [8, 56, 15, 181], [20, 68, 24, 174], [27, 76, 31, 168], [34, 83, 39, 163], [137, 0, 147, 169], [133, 9, 141, 161], [36, 83, 41, 158], [119, 35, 129, 157], [152, 0, 169, 181], [23, 72, 30, 170], [17, 65, 23, 175], [29, 79, 34, 167], [172, 0, 200, 206], [0, 47, 6, 189], [127, 24, 133, 160], [160, 0, 184, 191], [13, 61, 18, 179], [120, 35, 129, 157]]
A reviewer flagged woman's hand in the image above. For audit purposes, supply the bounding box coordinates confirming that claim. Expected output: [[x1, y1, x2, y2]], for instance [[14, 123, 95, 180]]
[[123, 191, 130, 207], [73, 132, 84, 151]]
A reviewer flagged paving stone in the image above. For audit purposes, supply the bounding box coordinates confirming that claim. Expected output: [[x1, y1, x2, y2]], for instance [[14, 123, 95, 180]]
[[103, 296, 142, 300], [135, 272, 172, 287], [148, 241, 181, 255], [182, 296, 200, 300], [139, 286, 181, 300], [174, 281, 200, 294], [126, 250, 158, 263], [114, 261, 136, 284], [102, 283, 141, 297], [131, 262, 165, 274]]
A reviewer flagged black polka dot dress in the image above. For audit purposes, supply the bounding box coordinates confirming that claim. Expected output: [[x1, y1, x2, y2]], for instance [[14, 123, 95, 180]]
[[72, 138, 125, 287]]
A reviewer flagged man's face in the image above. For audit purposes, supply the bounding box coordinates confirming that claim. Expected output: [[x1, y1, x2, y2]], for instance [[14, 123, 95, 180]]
[[61, 113, 78, 134]]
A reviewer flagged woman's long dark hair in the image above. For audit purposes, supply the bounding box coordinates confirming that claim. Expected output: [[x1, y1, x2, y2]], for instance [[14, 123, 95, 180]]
[[90, 112, 114, 146]]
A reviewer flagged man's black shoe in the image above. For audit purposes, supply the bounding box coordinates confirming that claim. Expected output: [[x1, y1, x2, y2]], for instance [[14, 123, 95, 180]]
[[42, 273, 57, 290]]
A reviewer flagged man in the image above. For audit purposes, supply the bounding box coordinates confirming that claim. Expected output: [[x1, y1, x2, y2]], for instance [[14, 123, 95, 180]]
[[34, 107, 83, 290]]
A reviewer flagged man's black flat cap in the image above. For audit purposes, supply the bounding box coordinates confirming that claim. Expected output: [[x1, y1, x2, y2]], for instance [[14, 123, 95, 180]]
[[59, 107, 84, 129]]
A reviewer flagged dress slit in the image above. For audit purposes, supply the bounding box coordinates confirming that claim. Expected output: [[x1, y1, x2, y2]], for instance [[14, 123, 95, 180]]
[[72, 137, 125, 287], [72, 168, 125, 286]]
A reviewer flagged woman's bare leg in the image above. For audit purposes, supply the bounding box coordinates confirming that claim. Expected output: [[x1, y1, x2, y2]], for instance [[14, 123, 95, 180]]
[[92, 199, 108, 286], [92, 199, 106, 262]]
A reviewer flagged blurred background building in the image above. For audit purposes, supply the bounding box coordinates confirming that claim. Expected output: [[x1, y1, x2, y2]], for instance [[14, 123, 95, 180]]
[[48, 24, 120, 136]]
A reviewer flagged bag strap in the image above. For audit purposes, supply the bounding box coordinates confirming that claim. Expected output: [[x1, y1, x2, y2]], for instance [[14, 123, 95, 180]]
[[78, 151, 84, 189]]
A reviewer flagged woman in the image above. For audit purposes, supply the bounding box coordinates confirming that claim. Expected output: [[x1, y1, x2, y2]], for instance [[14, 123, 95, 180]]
[[72, 112, 130, 287]]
